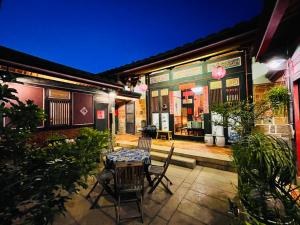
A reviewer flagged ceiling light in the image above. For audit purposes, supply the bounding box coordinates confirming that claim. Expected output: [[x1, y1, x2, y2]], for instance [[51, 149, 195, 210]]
[[191, 87, 203, 94]]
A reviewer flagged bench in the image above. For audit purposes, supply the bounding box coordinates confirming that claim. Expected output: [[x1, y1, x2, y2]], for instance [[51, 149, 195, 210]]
[[156, 130, 173, 140]]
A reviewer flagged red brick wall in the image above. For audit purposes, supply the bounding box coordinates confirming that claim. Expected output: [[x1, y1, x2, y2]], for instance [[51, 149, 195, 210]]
[[31, 127, 83, 144]]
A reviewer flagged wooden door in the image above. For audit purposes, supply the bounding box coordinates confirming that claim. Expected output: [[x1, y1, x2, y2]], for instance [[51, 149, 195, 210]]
[[95, 102, 108, 131], [126, 102, 135, 134]]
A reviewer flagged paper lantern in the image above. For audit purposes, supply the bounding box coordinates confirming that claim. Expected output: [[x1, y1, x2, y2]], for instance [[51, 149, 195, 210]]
[[138, 83, 148, 92], [212, 66, 226, 79]]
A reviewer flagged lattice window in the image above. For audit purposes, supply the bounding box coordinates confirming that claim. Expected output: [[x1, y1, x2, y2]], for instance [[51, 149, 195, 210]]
[[49, 99, 70, 126]]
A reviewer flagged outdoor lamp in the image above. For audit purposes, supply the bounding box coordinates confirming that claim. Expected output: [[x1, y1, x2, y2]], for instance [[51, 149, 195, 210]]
[[266, 57, 287, 71]]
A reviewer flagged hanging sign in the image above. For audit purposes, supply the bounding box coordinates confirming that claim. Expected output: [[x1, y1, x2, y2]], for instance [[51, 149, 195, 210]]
[[96, 110, 105, 119]]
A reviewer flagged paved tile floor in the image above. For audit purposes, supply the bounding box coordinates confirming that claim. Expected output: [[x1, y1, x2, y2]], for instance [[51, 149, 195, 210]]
[[53, 163, 238, 225]]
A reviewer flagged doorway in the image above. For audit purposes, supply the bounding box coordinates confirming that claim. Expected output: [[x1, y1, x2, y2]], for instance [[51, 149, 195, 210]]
[[126, 101, 135, 134], [95, 102, 108, 131]]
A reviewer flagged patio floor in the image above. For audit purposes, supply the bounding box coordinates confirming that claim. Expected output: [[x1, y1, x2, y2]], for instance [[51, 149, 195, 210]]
[[53, 162, 238, 225]]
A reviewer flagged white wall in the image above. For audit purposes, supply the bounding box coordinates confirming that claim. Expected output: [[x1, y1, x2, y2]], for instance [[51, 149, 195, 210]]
[[251, 57, 270, 85]]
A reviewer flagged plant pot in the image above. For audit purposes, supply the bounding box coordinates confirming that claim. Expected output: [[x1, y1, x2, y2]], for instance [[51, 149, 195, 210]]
[[215, 136, 225, 147], [204, 134, 214, 146]]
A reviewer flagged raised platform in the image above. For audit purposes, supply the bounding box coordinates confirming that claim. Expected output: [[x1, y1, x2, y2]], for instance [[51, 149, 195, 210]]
[[116, 138, 234, 172]]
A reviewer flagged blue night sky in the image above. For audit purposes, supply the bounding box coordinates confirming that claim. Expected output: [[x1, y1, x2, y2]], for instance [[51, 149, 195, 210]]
[[0, 0, 262, 73]]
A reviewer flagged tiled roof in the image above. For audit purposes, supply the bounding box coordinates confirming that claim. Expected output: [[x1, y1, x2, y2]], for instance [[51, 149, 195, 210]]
[[96, 17, 259, 77]]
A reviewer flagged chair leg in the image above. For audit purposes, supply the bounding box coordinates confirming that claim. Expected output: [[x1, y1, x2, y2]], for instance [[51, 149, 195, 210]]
[[90, 187, 104, 209], [117, 195, 121, 225], [114, 200, 118, 225], [148, 175, 163, 194], [164, 175, 173, 185], [86, 181, 98, 199], [140, 195, 144, 223], [161, 180, 173, 195]]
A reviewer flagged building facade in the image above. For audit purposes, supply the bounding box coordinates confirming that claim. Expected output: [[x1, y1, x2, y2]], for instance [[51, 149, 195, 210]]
[[0, 46, 124, 142], [97, 20, 257, 142]]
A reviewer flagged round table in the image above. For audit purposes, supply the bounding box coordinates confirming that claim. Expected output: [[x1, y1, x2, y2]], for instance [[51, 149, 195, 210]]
[[106, 148, 152, 185]]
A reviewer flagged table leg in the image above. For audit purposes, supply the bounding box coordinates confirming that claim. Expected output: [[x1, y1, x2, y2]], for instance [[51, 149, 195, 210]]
[[156, 131, 159, 140]]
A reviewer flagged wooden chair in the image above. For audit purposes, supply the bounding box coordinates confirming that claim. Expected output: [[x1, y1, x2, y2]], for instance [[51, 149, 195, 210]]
[[86, 168, 115, 209], [114, 161, 145, 224], [148, 143, 175, 194], [137, 137, 152, 152]]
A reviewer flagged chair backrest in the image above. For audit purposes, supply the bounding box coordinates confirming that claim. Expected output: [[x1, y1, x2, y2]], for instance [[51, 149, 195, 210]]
[[163, 143, 175, 170], [137, 137, 152, 152], [108, 132, 115, 152], [114, 161, 145, 193]]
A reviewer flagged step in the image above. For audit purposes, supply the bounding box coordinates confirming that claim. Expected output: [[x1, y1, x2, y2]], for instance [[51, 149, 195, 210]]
[[150, 146, 234, 172], [150, 152, 196, 169], [116, 140, 234, 172]]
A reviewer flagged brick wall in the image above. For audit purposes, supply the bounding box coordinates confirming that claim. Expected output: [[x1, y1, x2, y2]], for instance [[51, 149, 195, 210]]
[[253, 83, 292, 140], [135, 98, 147, 132], [118, 104, 126, 134]]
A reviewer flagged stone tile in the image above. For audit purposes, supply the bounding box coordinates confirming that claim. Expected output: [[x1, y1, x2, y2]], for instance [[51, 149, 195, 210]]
[[145, 187, 172, 204], [183, 166, 203, 184], [190, 182, 236, 202], [197, 170, 237, 186], [163, 174, 185, 186], [165, 165, 192, 179], [184, 189, 229, 214], [158, 182, 191, 221], [168, 211, 205, 225], [65, 194, 92, 222], [194, 176, 237, 193], [149, 216, 168, 225], [177, 199, 232, 225], [201, 167, 237, 179], [143, 198, 163, 218], [77, 209, 115, 225]]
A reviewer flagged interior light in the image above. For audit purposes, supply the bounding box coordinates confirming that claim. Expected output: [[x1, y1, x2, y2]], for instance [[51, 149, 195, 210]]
[[191, 87, 203, 94], [266, 58, 287, 71]]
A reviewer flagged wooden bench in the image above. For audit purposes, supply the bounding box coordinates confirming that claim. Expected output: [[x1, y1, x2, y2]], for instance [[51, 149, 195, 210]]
[[156, 130, 173, 140]]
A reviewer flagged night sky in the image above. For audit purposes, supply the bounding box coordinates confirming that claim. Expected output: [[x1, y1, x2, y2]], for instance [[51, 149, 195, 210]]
[[0, 0, 263, 73]]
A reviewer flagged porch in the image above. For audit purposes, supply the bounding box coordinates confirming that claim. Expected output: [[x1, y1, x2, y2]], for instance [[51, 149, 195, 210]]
[[116, 134, 233, 171]]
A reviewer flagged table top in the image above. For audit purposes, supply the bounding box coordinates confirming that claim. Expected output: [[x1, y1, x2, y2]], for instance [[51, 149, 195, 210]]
[[106, 149, 151, 165]]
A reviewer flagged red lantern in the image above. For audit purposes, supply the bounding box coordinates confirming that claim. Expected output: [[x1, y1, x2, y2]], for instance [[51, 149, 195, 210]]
[[212, 66, 226, 79]]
